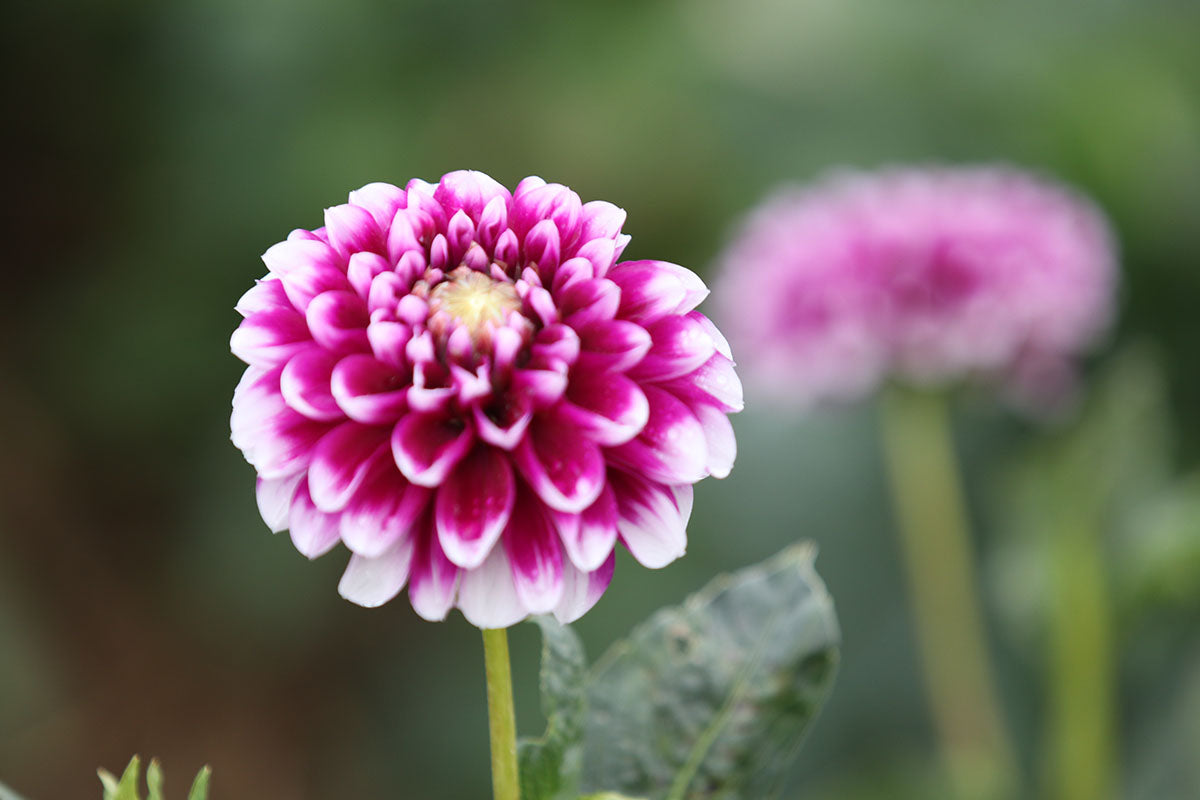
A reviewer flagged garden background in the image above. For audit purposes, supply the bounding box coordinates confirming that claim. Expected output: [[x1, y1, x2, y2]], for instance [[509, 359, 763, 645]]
[[2, 1, 1199, 797]]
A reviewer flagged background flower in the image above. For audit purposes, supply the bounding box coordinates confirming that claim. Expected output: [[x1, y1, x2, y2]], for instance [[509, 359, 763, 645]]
[[230, 171, 740, 629], [716, 166, 1117, 410]]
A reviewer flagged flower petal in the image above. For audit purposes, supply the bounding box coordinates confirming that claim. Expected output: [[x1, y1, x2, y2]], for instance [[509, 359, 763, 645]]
[[325, 203, 386, 260], [434, 170, 512, 222], [307, 422, 390, 512], [331, 354, 409, 424], [607, 260, 690, 323], [552, 483, 619, 571], [231, 367, 330, 479], [407, 522, 460, 621], [236, 278, 291, 317], [306, 290, 370, 354], [338, 536, 415, 608], [559, 278, 620, 329], [663, 353, 744, 413], [339, 461, 430, 557], [262, 238, 350, 311], [514, 412, 605, 513], [456, 543, 527, 629], [435, 445, 516, 569], [289, 478, 343, 559], [256, 473, 303, 533], [608, 385, 708, 485], [280, 349, 343, 421], [553, 551, 615, 624], [230, 308, 312, 369], [626, 315, 716, 383], [575, 319, 652, 373], [501, 485, 565, 614], [610, 470, 689, 568], [347, 182, 407, 230], [391, 412, 474, 487], [691, 400, 736, 479], [560, 371, 649, 446]]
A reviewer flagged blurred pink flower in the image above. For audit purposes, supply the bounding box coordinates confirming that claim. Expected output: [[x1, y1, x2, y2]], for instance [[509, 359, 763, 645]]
[[231, 171, 740, 628], [715, 166, 1116, 409]]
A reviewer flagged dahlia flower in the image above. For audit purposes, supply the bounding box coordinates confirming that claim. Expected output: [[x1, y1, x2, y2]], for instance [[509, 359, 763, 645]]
[[715, 166, 1116, 408], [231, 171, 740, 628]]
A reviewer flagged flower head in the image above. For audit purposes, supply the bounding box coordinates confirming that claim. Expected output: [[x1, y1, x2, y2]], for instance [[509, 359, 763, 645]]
[[715, 166, 1116, 409], [231, 171, 740, 628]]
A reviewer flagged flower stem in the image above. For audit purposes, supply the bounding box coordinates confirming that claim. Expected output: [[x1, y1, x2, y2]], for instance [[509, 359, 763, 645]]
[[1045, 513, 1116, 800], [878, 387, 1018, 799], [482, 627, 521, 800]]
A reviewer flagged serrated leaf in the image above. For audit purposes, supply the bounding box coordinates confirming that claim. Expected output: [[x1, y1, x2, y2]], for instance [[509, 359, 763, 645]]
[[581, 542, 840, 800], [186, 767, 211, 800], [100, 756, 144, 800], [517, 616, 587, 800]]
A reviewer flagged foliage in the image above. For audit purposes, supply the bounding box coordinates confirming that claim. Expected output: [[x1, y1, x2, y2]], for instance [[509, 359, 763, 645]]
[[98, 756, 210, 800]]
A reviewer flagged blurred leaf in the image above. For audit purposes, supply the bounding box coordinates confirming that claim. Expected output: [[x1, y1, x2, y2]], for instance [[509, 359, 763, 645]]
[[1118, 473, 1200, 616], [578, 794, 648, 800], [1126, 645, 1200, 800], [187, 767, 211, 800], [98, 757, 210, 800], [0, 780, 28, 800], [580, 542, 840, 800], [518, 616, 588, 800]]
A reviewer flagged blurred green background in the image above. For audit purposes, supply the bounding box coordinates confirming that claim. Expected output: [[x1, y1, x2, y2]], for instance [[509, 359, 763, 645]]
[[2, 0, 1199, 797]]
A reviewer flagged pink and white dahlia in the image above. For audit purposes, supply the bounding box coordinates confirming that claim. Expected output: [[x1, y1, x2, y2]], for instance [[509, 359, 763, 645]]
[[231, 171, 740, 628], [715, 166, 1116, 409]]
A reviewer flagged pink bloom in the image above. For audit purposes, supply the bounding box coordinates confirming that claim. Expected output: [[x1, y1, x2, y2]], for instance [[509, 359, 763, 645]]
[[231, 171, 740, 628], [716, 166, 1116, 409]]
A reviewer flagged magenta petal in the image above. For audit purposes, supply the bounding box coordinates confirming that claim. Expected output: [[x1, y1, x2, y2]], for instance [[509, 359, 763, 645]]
[[553, 484, 619, 571], [609, 386, 708, 485], [662, 353, 744, 413], [512, 181, 582, 246], [230, 308, 312, 369], [347, 251, 391, 299], [574, 238, 618, 278], [607, 260, 690, 323], [561, 371, 649, 446], [553, 551, 615, 624], [339, 462, 430, 557], [262, 238, 350, 312], [231, 367, 330, 479], [367, 319, 412, 370], [338, 536, 415, 608], [457, 544, 527, 628], [626, 315, 716, 382], [559, 278, 620, 328], [331, 354, 408, 424], [435, 445, 516, 569], [236, 278, 291, 317], [280, 349, 343, 421], [307, 422, 390, 512], [514, 412, 605, 513], [575, 319, 652, 373], [306, 290, 370, 354], [524, 218, 562, 272], [579, 200, 627, 242], [691, 400, 736, 478], [289, 479, 343, 559], [325, 203, 385, 259], [502, 485, 565, 614], [434, 170, 512, 221], [407, 523, 461, 621], [347, 182, 407, 230], [391, 412, 474, 487], [256, 473, 303, 533], [510, 367, 568, 409], [610, 470, 689, 568], [473, 401, 533, 451]]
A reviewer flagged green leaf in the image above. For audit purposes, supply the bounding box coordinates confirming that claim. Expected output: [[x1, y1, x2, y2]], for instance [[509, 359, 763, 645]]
[[186, 767, 211, 800], [517, 616, 588, 800], [578, 794, 649, 800], [146, 760, 165, 800], [581, 542, 840, 800], [0, 780, 29, 800], [97, 756, 210, 800]]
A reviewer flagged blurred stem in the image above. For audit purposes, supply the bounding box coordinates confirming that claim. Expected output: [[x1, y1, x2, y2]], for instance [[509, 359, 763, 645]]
[[879, 387, 1018, 799], [1045, 513, 1115, 800], [482, 627, 520, 800]]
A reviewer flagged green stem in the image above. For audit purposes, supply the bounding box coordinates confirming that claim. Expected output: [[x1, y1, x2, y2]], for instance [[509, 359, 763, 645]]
[[878, 387, 1018, 799], [482, 627, 521, 800], [1045, 514, 1115, 800]]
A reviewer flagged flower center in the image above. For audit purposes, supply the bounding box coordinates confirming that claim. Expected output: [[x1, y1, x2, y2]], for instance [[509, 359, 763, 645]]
[[428, 267, 522, 331]]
